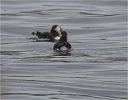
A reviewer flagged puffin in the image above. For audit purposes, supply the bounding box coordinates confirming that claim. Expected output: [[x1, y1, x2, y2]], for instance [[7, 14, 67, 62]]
[[32, 25, 65, 42], [53, 31, 72, 55]]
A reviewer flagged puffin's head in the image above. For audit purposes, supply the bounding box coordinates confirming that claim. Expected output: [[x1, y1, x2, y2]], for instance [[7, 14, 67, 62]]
[[51, 25, 64, 41], [51, 25, 64, 34]]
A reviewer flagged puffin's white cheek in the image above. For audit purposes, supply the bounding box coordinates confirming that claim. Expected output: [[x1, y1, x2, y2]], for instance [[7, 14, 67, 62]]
[[58, 27, 60, 31], [56, 26, 62, 33]]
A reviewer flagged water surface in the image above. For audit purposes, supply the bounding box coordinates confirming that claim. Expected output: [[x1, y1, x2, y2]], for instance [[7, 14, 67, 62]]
[[1, 0, 127, 100]]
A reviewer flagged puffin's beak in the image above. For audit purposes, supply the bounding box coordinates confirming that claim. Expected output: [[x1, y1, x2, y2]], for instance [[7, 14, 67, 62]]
[[60, 26, 64, 32]]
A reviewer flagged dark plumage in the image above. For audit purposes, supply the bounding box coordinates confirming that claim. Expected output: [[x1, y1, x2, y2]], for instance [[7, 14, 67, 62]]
[[32, 25, 63, 42], [53, 31, 72, 55]]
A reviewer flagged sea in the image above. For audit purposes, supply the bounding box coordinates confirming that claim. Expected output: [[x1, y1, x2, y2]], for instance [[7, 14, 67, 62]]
[[1, 0, 127, 100]]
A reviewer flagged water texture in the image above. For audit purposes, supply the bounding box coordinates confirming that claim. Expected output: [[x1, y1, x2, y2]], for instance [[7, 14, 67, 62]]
[[1, 0, 127, 100]]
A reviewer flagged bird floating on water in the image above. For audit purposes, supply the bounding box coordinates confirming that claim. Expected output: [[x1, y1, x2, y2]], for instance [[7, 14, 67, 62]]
[[31, 25, 72, 55], [32, 25, 65, 42], [53, 31, 72, 56]]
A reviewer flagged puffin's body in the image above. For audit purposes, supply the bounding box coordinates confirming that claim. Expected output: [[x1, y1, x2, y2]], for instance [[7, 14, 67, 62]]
[[32, 25, 64, 42], [53, 31, 72, 55]]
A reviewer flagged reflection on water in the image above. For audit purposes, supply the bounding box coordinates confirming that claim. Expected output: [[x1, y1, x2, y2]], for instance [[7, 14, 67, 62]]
[[1, 0, 127, 100]]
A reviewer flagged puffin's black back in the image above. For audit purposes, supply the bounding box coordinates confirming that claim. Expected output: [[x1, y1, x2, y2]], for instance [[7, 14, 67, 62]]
[[59, 31, 67, 42]]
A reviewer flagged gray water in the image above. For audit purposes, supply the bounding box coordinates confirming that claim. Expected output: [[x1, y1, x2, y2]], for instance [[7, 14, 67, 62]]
[[1, 0, 127, 100]]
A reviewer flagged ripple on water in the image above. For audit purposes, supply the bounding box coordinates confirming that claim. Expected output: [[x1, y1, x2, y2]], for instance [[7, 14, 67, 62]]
[[1, 0, 127, 100]]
